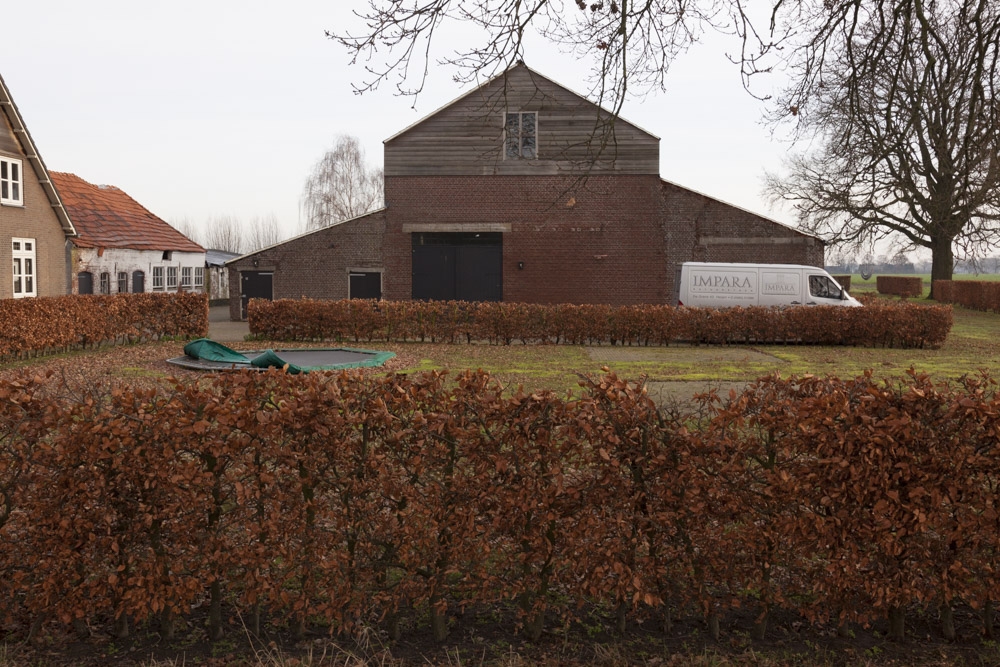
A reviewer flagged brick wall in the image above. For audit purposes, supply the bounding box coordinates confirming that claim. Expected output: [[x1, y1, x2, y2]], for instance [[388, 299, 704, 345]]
[[383, 176, 822, 305], [0, 123, 70, 298], [226, 177, 823, 320], [383, 175, 670, 305], [660, 181, 824, 300], [227, 211, 385, 320]]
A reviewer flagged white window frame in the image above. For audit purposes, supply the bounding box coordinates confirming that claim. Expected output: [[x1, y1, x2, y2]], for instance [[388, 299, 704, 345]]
[[166, 266, 178, 289], [194, 266, 204, 288], [99, 272, 111, 295], [152, 266, 165, 291], [117, 271, 128, 293], [503, 112, 538, 160], [181, 266, 192, 289], [11, 237, 36, 298], [0, 157, 24, 206]]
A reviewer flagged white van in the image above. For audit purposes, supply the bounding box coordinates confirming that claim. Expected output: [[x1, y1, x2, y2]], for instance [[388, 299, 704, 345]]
[[677, 262, 862, 308]]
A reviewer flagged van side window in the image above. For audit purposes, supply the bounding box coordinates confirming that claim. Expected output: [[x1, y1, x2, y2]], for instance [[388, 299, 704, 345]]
[[809, 275, 841, 299]]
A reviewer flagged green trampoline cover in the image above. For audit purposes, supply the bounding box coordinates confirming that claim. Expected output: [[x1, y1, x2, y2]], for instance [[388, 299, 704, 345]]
[[183, 338, 251, 364], [250, 350, 305, 374], [249, 348, 397, 374]]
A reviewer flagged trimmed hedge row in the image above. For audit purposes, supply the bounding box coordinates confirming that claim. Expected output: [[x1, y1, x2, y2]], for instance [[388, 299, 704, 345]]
[[2, 369, 999, 643], [0, 292, 208, 358], [933, 280, 1000, 313], [876, 275, 923, 297], [248, 298, 953, 348], [831, 274, 852, 292]]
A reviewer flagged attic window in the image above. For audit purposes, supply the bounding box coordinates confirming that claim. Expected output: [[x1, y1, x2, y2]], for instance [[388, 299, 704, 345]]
[[504, 112, 537, 159], [0, 157, 23, 206], [162, 251, 172, 261]]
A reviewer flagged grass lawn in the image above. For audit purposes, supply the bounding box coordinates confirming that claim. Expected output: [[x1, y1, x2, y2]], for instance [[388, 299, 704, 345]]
[[843, 272, 1000, 296], [2, 300, 996, 405], [381, 302, 998, 401]]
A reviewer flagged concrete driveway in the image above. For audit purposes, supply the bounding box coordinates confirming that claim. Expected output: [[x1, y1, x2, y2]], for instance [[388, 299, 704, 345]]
[[207, 305, 249, 342]]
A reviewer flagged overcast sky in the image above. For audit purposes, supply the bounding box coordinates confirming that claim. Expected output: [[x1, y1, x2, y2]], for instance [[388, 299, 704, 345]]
[[2, 1, 803, 245]]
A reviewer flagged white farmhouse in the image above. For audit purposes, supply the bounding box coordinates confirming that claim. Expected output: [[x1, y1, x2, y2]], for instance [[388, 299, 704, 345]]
[[51, 172, 205, 294]]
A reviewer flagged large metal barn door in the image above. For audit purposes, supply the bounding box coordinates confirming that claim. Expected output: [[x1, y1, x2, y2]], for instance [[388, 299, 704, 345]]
[[240, 271, 273, 319], [456, 244, 502, 302], [411, 232, 502, 302]]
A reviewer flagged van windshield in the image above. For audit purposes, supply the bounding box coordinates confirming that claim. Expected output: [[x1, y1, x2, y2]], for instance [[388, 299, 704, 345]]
[[809, 275, 842, 299]]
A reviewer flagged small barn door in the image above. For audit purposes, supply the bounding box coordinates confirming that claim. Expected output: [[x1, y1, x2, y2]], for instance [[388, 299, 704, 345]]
[[132, 271, 145, 293], [349, 271, 382, 300], [240, 271, 273, 319], [78, 272, 93, 295]]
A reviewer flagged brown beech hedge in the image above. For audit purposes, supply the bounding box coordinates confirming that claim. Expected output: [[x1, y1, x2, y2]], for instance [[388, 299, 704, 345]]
[[0, 292, 208, 359], [876, 276, 923, 297], [933, 280, 1000, 313], [831, 275, 852, 292], [248, 298, 952, 349], [2, 368, 998, 643]]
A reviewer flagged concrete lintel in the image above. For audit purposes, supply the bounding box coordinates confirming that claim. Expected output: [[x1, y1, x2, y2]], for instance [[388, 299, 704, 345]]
[[402, 223, 512, 233], [699, 236, 814, 246]]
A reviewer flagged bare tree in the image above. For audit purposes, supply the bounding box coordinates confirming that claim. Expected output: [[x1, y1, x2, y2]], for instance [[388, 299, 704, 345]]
[[168, 216, 202, 246], [301, 136, 383, 232], [204, 215, 246, 255], [330, 1, 975, 130], [247, 214, 284, 252], [767, 0, 1000, 294]]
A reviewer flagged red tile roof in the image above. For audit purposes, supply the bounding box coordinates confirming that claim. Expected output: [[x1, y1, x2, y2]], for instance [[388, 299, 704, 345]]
[[50, 172, 204, 253]]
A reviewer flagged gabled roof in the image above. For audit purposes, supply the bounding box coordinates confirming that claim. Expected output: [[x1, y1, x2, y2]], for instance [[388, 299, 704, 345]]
[[383, 62, 660, 144], [50, 172, 204, 253], [660, 178, 825, 244], [206, 249, 241, 267], [225, 209, 386, 266], [0, 73, 76, 236]]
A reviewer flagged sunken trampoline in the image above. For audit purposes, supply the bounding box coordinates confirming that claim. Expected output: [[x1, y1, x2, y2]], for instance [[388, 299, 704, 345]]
[[167, 338, 395, 374]]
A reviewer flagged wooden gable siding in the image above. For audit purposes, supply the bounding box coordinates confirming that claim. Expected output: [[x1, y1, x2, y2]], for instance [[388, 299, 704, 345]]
[[384, 66, 659, 176], [0, 109, 21, 155]]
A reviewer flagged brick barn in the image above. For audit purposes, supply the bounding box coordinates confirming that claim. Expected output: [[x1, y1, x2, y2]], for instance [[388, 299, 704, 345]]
[[227, 64, 823, 320]]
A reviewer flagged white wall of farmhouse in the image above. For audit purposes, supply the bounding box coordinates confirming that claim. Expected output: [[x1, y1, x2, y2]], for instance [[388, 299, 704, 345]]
[[71, 247, 207, 294]]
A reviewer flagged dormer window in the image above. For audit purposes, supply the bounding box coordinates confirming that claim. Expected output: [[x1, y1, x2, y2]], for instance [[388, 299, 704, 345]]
[[0, 157, 23, 206], [505, 112, 537, 159]]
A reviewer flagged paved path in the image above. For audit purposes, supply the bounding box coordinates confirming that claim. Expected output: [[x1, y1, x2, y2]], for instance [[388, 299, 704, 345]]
[[207, 305, 250, 343]]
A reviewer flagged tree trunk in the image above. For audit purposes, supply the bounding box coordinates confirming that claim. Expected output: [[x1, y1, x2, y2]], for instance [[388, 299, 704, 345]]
[[72, 617, 90, 640], [160, 611, 175, 641], [662, 601, 673, 634], [707, 612, 720, 641], [940, 604, 955, 641], [888, 606, 905, 642], [430, 598, 449, 642], [113, 613, 129, 639], [928, 237, 955, 299], [753, 608, 769, 641], [208, 579, 224, 640], [984, 599, 994, 639], [387, 612, 402, 641]]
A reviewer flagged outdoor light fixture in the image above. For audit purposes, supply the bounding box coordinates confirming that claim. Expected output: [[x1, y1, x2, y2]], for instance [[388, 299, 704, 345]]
[[518, 261, 525, 270]]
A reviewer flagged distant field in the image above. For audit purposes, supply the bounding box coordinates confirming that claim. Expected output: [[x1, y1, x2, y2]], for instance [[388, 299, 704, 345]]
[[843, 272, 1000, 295]]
